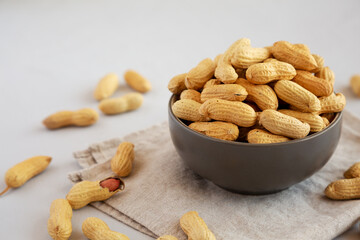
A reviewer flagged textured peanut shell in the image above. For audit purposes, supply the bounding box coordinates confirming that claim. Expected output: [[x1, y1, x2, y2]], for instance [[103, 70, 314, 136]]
[[124, 70, 151, 93], [200, 84, 248, 102], [168, 73, 187, 94], [236, 78, 278, 110], [66, 178, 125, 209], [213, 54, 223, 68], [157, 235, 179, 240], [311, 54, 324, 73], [319, 93, 346, 114], [189, 121, 239, 141], [43, 108, 99, 129], [48, 199, 72, 240], [185, 58, 215, 90], [350, 75, 360, 97], [293, 70, 333, 97], [231, 46, 271, 68], [215, 38, 250, 84], [111, 142, 135, 177], [180, 89, 201, 103], [172, 99, 210, 122], [259, 109, 310, 139], [246, 61, 296, 84], [99, 93, 143, 115], [4, 156, 51, 189], [278, 109, 325, 132], [180, 211, 216, 240], [94, 73, 119, 101], [247, 129, 290, 144], [271, 41, 318, 71], [199, 99, 257, 127], [325, 178, 360, 200], [203, 79, 221, 89], [274, 80, 321, 113], [82, 217, 130, 240], [215, 55, 238, 84], [263, 58, 278, 63], [344, 162, 360, 179], [315, 67, 335, 85], [322, 117, 330, 128]]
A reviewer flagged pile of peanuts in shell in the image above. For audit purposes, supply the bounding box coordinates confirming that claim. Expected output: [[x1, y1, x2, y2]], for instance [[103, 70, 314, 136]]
[[2, 39, 360, 239], [168, 38, 346, 144]]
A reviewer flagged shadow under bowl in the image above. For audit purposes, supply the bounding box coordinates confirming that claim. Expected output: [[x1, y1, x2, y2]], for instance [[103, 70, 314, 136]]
[[168, 95, 343, 195]]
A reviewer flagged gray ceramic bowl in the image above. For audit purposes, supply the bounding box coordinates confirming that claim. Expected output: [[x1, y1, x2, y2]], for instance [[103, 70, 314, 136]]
[[168, 95, 343, 194]]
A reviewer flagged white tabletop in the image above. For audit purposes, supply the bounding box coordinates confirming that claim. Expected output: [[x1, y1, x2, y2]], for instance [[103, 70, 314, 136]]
[[0, 0, 360, 239]]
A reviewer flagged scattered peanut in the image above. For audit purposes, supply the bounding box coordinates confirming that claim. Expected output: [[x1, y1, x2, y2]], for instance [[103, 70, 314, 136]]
[[111, 142, 135, 177], [200, 84, 248, 102], [124, 70, 151, 93], [48, 199, 73, 240], [180, 89, 202, 103], [180, 211, 216, 240], [168, 73, 187, 95], [259, 110, 310, 139], [247, 129, 290, 144], [185, 58, 216, 90], [66, 177, 125, 209], [344, 162, 360, 179], [82, 217, 130, 240], [99, 93, 143, 115], [43, 108, 98, 129], [199, 99, 257, 127], [172, 99, 210, 122], [350, 75, 360, 97], [325, 178, 360, 200], [189, 121, 239, 141], [1, 156, 51, 196], [94, 73, 119, 101]]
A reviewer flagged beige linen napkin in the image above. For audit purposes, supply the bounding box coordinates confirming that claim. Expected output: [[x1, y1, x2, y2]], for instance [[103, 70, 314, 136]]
[[69, 111, 360, 240]]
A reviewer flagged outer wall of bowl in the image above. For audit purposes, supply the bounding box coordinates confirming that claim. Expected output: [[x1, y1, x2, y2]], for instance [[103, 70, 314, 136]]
[[168, 95, 343, 194]]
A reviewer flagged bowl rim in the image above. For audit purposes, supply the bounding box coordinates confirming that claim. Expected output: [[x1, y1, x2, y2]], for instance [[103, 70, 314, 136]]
[[168, 94, 343, 147]]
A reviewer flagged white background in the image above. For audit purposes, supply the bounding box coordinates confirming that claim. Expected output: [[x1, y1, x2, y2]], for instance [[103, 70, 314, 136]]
[[0, 0, 360, 239]]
